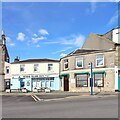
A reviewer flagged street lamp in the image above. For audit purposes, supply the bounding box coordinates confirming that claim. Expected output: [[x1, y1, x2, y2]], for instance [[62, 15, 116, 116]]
[[88, 62, 93, 95]]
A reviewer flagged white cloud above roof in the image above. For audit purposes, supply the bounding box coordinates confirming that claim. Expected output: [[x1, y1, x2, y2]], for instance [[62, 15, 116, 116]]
[[39, 29, 49, 35], [17, 32, 25, 41]]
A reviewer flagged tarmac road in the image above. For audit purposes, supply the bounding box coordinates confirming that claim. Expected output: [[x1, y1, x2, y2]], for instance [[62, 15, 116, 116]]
[[2, 94, 118, 118]]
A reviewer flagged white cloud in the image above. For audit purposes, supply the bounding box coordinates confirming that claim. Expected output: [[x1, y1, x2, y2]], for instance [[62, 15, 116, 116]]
[[39, 29, 49, 35], [33, 33, 38, 37], [6, 37, 15, 47], [36, 44, 40, 48], [17, 32, 25, 41], [52, 47, 72, 54], [91, 2, 96, 13], [45, 34, 86, 48], [60, 53, 67, 58], [86, 1, 97, 14], [32, 36, 46, 43], [108, 11, 119, 25]]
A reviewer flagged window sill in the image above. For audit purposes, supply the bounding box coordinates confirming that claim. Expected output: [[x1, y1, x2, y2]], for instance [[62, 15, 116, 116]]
[[95, 65, 105, 68], [75, 67, 84, 70], [63, 68, 69, 71]]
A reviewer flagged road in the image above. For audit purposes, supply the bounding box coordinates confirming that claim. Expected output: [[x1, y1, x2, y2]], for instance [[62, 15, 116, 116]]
[[2, 95, 118, 118]]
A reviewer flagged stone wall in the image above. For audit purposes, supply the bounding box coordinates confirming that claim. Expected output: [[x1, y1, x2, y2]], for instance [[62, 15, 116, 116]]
[[60, 51, 115, 92], [115, 45, 120, 66], [82, 33, 114, 50], [0, 44, 4, 91], [60, 51, 115, 71]]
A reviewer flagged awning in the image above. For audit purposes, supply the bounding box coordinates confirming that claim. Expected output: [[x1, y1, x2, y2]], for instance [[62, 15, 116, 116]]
[[92, 71, 106, 76], [74, 72, 90, 78], [59, 74, 70, 79]]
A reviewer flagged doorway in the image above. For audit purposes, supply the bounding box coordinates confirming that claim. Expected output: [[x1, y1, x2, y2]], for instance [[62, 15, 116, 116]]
[[64, 76, 69, 91]]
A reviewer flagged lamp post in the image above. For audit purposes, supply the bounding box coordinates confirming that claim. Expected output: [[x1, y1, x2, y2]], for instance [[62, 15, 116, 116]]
[[89, 62, 93, 95]]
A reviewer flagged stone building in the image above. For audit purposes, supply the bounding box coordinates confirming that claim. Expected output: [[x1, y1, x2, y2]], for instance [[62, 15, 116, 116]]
[[60, 27, 120, 92], [0, 31, 10, 91]]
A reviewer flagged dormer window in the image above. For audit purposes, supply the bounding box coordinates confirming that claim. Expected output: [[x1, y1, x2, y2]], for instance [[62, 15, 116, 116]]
[[96, 54, 104, 67]]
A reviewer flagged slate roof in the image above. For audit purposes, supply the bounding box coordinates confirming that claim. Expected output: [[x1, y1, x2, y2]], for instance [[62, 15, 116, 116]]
[[11, 58, 60, 64], [61, 48, 115, 59]]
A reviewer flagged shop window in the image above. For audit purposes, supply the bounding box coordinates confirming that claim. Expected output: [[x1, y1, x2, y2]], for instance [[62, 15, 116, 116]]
[[76, 74, 88, 87], [21, 82, 25, 87], [96, 54, 104, 67], [20, 64, 25, 72], [50, 81, 54, 87], [94, 73, 104, 87], [76, 57, 83, 68], [48, 64, 53, 72], [64, 59, 68, 70], [34, 64, 39, 72]]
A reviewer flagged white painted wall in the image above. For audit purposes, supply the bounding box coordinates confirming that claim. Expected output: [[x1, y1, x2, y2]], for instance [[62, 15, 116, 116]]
[[112, 28, 120, 43], [11, 62, 59, 76]]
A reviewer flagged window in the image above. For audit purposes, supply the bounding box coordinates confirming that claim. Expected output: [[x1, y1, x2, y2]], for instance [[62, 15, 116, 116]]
[[48, 64, 53, 72], [76, 74, 88, 87], [76, 57, 83, 68], [34, 64, 39, 72], [96, 54, 104, 67], [21, 82, 25, 87], [20, 65, 25, 72], [6, 66, 9, 74], [50, 81, 54, 87], [94, 74, 104, 87], [64, 59, 68, 70]]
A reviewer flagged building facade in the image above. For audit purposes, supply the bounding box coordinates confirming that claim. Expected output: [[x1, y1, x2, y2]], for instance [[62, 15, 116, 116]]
[[60, 27, 120, 92], [10, 58, 60, 91], [0, 31, 10, 91]]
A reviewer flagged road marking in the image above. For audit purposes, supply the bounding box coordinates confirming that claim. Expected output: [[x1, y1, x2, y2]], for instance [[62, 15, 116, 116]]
[[31, 95, 43, 102], [31, 95, 38, 102], [44, 98, 64, 101], [34, 95, 43, 101]]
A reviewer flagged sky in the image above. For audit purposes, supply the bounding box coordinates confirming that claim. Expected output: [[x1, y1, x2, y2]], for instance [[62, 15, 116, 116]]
[[2, 2, 119, 62]]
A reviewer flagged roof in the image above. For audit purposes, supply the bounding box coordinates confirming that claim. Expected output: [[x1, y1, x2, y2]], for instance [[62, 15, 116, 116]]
[[11, 58, 60, 64], [60, 48, 115, 59], [99, 26, 120, 36]]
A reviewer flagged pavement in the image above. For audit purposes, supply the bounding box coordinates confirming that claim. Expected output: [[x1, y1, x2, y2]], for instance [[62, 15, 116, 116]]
[[0, 91, 119, 102]]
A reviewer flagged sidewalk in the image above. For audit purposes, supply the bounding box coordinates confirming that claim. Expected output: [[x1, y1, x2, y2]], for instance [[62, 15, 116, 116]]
[[0, 91, 118, 96]]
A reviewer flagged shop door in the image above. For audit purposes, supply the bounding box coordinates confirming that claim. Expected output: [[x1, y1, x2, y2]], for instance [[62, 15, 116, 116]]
[[118, 70, 120, 91], [64, 76, 69, 91]]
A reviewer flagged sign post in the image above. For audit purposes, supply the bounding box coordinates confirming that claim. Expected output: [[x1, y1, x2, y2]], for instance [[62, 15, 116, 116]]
[[89, 62, 93, 95]]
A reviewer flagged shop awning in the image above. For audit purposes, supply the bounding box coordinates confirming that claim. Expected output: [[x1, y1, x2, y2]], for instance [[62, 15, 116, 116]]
[[92, 71, 106, 76], [59, 74, 70, 79], [74, 72, 90, 78]]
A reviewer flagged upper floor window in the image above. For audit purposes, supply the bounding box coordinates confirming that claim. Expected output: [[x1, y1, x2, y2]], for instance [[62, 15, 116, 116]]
[[48, 64, 53, 72], [34, 64, 39, 72], [96, 54, 104, 67], [76, 57, 83, 68], [64, 59, 68, 70], [6, 66, 9, 74], [20, 64, 25, 72]]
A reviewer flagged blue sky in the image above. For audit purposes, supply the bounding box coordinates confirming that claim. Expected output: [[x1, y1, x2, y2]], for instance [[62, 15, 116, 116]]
[[2, 2, 118, 62]]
